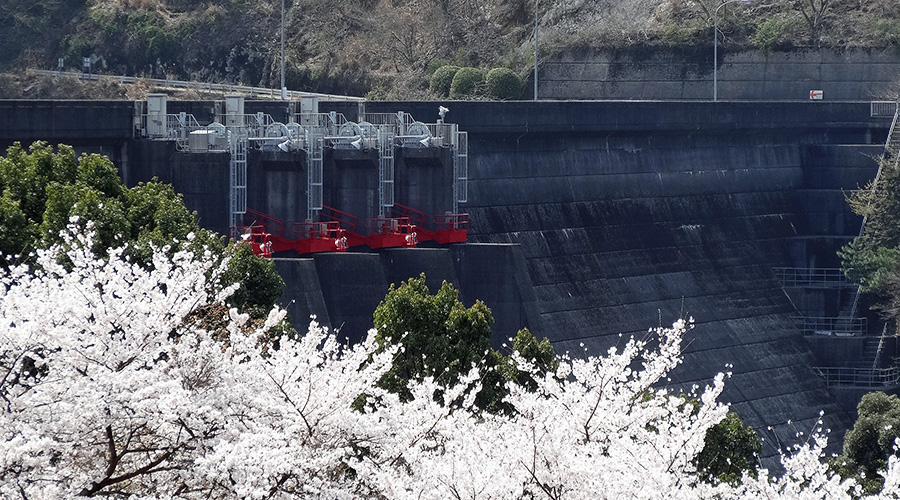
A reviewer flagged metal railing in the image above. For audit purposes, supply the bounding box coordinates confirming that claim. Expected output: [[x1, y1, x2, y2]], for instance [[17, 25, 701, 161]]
[[140, 113, 230, 152], [143, 111, 303, 151], [141, 112, 203, 139], [773, 267, 853, 288], [236, 112, 279, 139], [363, 112, 415, 130], [31, 69, 365, 102], [361, 114, 455, 146], [294, 112, 348, 135], [815, 364, 900, 388], [793, 316, 867, 336], [871, 101, 899, 118], [872, 323, 890, 369]]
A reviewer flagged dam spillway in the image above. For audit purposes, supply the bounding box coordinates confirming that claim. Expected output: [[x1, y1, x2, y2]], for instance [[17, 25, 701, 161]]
[[0, 99, 890, 463]]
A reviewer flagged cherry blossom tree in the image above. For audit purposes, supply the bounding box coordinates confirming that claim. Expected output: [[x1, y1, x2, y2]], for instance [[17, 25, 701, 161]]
[[0, 224, 396, 498], [3, 223, 900, 499]]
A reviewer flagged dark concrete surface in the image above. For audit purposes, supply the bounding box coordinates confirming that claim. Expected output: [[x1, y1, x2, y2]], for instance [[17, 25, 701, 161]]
[[0, 98, 893, 467]]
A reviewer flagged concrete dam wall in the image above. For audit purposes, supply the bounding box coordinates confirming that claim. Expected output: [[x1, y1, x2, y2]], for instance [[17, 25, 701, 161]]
[[0, 99, 890, 463], [365, 100, 887, 461]]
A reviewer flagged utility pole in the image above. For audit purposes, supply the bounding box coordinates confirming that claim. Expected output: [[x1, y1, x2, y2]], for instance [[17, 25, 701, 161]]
[[713, 0, 752, 101], [280, 0, 286, 99], [534, 0, 539, 101]]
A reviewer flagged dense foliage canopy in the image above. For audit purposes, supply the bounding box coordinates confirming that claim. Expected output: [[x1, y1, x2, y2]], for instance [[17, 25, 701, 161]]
[[826, 154, 900, 494], [694, 411, 762, 485], [0, 141, 284, 316], [833, 392, 900, 494]]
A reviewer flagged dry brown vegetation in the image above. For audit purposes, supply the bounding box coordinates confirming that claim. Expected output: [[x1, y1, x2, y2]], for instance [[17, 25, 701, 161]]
[[1, 0, 898, 99]]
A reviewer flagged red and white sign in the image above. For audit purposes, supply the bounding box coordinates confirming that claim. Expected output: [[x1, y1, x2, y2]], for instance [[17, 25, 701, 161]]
[[810, 90, 824, 100]]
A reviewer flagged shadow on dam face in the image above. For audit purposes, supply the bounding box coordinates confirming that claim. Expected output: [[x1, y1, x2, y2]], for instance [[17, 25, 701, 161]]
[[1, 99, 891, 468]]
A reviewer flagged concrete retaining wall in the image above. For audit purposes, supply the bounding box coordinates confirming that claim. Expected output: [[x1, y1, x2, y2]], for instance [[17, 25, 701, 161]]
[[536, 47, 900, 101]]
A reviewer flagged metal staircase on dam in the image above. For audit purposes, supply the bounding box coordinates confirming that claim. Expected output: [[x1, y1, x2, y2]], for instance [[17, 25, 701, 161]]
[[453, 131, 468, 214], [136, 94, 469, 254], [306, 131, 324, 223], [378, 129, 395, 218], [779, 102, 900, 388]]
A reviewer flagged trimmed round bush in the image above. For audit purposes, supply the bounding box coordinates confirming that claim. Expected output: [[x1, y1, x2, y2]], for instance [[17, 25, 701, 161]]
[[485, 68, 522, 100], [429, 65, 460, 97], [449, 67, 484, 98]]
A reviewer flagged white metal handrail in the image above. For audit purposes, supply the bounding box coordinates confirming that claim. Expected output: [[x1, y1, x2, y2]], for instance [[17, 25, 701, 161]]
[[815, 363, 900, 388], [773, 267, 853, 288], [294, 112, 348, 135], [792, 316, 867, 336], [873, 323, 890, 370], [31, 69, 365, 102], [141, 112, 202, 140], [363, 112, 413, 128], [871, 101, 899, 118]]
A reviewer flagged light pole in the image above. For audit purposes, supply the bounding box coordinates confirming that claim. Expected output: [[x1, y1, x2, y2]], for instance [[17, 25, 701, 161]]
[[280, 0, 286, 100], [534, 0, 539, 101], [713, 0, 751, 101]]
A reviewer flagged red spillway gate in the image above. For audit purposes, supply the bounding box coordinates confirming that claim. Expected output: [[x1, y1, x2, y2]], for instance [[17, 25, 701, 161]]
[[364, 217, 418, 249], [234, 205, 467, 257], [321, 206, 418, 249], [431, 213, 469, 244], [290, 221, 349, 253], [291, 221, 349, 253], [231, 224, 274, 258], [391, 203, 468, 244], [235, 208, 348, 256]]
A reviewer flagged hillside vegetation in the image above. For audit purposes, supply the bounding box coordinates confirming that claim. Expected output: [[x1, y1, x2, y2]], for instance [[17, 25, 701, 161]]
[[1, 0, 899, 99]]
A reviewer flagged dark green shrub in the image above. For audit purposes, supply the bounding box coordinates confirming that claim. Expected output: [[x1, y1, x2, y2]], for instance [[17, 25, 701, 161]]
[[368, 273, 557, 413], [660, 19, 708, 46], [222, 243, 286, 318], [485, 68, 522, 100], [429, 65, 460, 97], [694, 411, 761, 485], [449, 67, 484, 98], [427, 58, 450, 76], [831, 392, 900, 495], [752, 17, 793, 54]]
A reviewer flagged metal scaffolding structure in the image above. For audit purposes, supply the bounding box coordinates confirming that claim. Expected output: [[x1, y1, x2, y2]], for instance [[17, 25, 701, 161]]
[[136, 95, 470, 252]]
